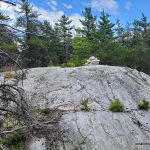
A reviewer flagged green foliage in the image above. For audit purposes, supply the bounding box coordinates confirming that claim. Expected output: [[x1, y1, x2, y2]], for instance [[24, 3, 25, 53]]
[[66, 62, 75, 67], [0, 12, 9, 21], [81, 98, 89, 111], [60, 64, 66, 68], [0, 11, 18, 55], [56, 14, 73, 40], [71, 36, 91, 64], [61, 62, 75, 68], [1, 3, 150, 75], [0, 130, 27, 147], [9, 143, 24, 150], [138, 99, 150, 110], [72, 36, 92, 51], [97, 10, 115, 43], [15, 0, 50, 68], [68, 58, 86, 67], [109, 99, 125, 112], [55, 14, 73, 64], [74, 59, 87, 67], [41, 108, 51, 114], [79, 7, 96, 40]]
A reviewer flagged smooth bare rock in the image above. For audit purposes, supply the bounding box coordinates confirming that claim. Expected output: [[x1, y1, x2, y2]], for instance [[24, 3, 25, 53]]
[[20, 65, 150, 150], [27, 137, 46, 150]]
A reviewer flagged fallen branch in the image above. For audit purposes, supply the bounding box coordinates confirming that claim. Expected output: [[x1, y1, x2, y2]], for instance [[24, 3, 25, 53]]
[[0, 120, 59, 135]]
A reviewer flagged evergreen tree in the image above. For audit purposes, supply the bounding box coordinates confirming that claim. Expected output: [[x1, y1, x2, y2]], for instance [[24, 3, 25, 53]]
[[16, 0, 49, 67], [133, 13, 150, 47], [97, 10, 115, 44], [55, 15, 73, 64], [122, 22, 133, 48], [79, 7, 96, 40], [0, 12, 18, 54], [39, 21, 62, 65], [69, 36, 92, 66], [115, 20, 124, 43]]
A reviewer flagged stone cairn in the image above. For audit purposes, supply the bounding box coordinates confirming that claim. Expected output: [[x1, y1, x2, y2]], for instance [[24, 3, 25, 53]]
[[85, 56, 100, 66]]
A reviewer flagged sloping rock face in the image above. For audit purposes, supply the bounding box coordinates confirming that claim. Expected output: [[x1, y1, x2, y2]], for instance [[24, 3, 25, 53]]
[[21, 65, 150, 150]]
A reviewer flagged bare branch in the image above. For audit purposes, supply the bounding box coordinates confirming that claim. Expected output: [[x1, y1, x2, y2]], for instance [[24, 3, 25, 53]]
[[0, 23, 54, 38]]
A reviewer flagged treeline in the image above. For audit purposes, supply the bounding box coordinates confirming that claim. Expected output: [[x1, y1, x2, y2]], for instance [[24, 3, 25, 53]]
[[0, 0, 150, 74]]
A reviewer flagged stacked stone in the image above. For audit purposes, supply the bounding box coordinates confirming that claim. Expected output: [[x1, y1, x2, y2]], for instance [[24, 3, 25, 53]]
[[85, 56, 100, 66]]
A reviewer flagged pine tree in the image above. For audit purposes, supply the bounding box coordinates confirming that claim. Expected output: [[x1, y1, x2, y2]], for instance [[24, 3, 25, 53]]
[[16, 0, 49, 67], [133, 13, 150, 47], [0, 11, 18, 54], [80, 8, 96, 40], [39, 21, 62, 65], [115, 20, 124, 40], [55, 14, 73, 64], [97, 10, 114, 44]]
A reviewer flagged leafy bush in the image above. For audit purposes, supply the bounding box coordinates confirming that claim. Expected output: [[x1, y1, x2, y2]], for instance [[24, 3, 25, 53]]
[[10, 143, 24, 150], [1, 130, 27, 146], [74, 59, 87, 67], [109, 99, 125, 112], [66, 62, 75, 67], [61, 62, 75, 68], [60, 64, 65, 68], [138, 99, 150, 110], [81, 98, 89, 111], [41, 107, 51, 114]]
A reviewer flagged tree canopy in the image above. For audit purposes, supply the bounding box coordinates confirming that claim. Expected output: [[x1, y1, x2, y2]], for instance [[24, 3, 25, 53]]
[[0, 3, 150, 74]]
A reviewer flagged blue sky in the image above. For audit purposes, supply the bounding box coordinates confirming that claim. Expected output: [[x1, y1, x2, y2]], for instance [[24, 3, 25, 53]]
[[28, 0, 150, 27], [0, 0, 150, 28]]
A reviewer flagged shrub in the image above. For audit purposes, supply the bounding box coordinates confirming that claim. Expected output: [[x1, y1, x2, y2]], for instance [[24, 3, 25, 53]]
[[138, 99, 150, 110], [81, 98, 89, 111], [109, 99, 125, 112], [61, 62, 75, 68], [75, 59, 87, 67], [1, 129, 27, 146], [41, 107, 51, 114], [66, 62, 75, 67], [60, 64, 65, 68], [11, 144, 24, 150]]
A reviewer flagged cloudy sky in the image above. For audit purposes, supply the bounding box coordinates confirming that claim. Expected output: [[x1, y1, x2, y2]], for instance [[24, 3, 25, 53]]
[[0, 0, 150, 28]]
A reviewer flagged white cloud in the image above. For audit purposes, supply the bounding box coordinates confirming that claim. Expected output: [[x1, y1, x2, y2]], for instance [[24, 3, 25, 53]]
[[70, 13, 84, 35], [33, 5, 63, 26], [0, 2, 83, 31], [91, 0, 119, 15], [63, 3, 72, 9], [125, 1, 132, 10], [70, 13, 83, 29], [0, 2, 18, 22], [33, 6, 83, 29], [47, 0, 58, 11]]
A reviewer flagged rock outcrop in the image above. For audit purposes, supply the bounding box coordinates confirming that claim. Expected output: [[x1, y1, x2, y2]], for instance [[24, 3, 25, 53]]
[[20, 65, 150, 150]]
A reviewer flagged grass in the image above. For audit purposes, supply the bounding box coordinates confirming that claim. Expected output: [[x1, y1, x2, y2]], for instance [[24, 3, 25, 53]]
[[0, 129, 27, 148], [4, 67, 15, 79], [41, 107, 51, 114], [81, 98, 89, 111], [138, 99, 150, 110], [109, 99, 125, 112]]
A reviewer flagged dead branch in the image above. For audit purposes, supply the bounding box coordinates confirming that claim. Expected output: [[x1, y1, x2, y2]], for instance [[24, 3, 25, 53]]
[[0, 50, 36, 131], [0, 24, 55, 38]]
